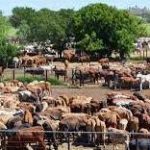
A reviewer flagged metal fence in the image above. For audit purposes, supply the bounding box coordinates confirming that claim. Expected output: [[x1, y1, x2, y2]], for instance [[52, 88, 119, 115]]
[[0, 130, 149, 150]]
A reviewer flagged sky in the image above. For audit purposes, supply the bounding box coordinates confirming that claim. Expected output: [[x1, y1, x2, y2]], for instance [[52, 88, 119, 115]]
[[1, 0, 150, 16]]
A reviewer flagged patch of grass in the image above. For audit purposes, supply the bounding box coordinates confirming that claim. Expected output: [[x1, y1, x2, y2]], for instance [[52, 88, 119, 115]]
[[5, 76, 65, 86], [130, 56, 144, 61], [47, 77, 65, 85]]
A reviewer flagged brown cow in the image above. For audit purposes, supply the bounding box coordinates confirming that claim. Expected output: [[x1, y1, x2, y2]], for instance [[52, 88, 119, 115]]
[[95, 117, 106, 147], [127, 116, 139, 132], [7, 126, 46, 150], [27, 81, 52, 96], [98, 58, 109, 65], [23, 109, 33, 125], [63, 49, 76, 61], [97, 110, 121, 128], [78, 55, 90, 64]]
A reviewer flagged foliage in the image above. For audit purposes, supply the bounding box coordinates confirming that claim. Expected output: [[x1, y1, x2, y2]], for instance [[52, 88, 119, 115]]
[[17, 20, 30, 43], [10, 7, 75, 50], [7, 26, 18, 37], [9, 4, 146, 58], [141, 23, 150, 36], [0, 40, 18, 66], [0, 14, 9, 40], [77, 32, 103, 52], [72, 4, 143, 58], [10, 7, 36, 27], [0, 14, 18, 66]]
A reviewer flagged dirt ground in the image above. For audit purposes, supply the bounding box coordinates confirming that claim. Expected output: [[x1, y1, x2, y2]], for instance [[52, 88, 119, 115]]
[[59, 143, 125, 150], [52, 85, 150, 100]]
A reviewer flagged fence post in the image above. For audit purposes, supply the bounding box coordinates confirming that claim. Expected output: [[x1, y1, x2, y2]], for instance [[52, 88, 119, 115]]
[[45, 70, 48, 81], [24, 66, 26, 79], [67, 133, 71, 150], [80, 70, 82, 87], [72, 69, 75, 85], [13, 69, 15, 80], [4, 131, 6, 150]]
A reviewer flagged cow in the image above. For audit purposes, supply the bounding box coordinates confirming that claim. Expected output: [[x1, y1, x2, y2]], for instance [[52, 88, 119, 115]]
[[107, 127, 130, 150], [7, 126, 46, 150], [63, 49, 76, 61]]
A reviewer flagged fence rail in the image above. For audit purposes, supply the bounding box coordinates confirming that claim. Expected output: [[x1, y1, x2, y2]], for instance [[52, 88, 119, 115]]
[[0, 130, 149, 150], [0, 130, 149, 134]]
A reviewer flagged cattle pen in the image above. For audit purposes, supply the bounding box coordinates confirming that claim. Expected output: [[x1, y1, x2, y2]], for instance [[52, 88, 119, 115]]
[[0, 130, 149, 150]]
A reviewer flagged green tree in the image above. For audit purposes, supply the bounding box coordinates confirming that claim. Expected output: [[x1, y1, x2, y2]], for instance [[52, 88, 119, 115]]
[[73, 3, 143, 58], [10, 7, 36, 27], [0, 14, 18, 66], [0, 40, 18, 66], [77, 32, 103, 52], [10, 7, 75, 52], [0, 14, 9, 40], [17, 20, 30, 44]]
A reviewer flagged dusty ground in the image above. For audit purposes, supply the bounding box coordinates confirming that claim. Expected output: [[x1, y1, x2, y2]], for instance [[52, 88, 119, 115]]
[[52, 85, 150, 100], [59, 144, 125, 150]]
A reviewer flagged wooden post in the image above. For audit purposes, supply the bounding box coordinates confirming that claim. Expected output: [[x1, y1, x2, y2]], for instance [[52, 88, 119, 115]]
[[80, 70, 82, 87], [67, 133, 70, 150], [146, 45, 148, 60], [45, 70, 48, 81], [4, 131, 6, 150], [72, 69, 75, 85], [24, 66, 26, 79], [143, 49, 145, 60], [13, 69, 15, 80]]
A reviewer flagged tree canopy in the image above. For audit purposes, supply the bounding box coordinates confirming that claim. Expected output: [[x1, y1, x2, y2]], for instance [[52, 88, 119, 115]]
[[9, 4, 145, 58], [0, 14, 18, 66], [72, 3, 143, 58], [10, 7, 75, 50]]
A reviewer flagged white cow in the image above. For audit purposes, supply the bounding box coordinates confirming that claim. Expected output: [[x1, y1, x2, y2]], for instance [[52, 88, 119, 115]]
[[136, 73, 150, 90]]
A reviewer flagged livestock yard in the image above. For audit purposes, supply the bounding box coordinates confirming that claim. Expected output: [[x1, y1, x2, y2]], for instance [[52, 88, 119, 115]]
[[1, 1, 150, 150], [0, 59, 149, 150]]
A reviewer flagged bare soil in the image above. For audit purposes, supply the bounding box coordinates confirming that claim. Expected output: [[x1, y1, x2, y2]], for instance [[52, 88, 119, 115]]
[[52, 85, 150, 100]]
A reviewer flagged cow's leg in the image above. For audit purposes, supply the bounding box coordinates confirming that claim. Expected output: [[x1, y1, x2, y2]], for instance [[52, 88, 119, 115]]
[[140, 81, 143, 91], [51, 133, 58, 150], [102, 132, 106, 149], [47, 138, 52, 150], [26, 144, 33, 150], [38, 137, 46, 150]]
